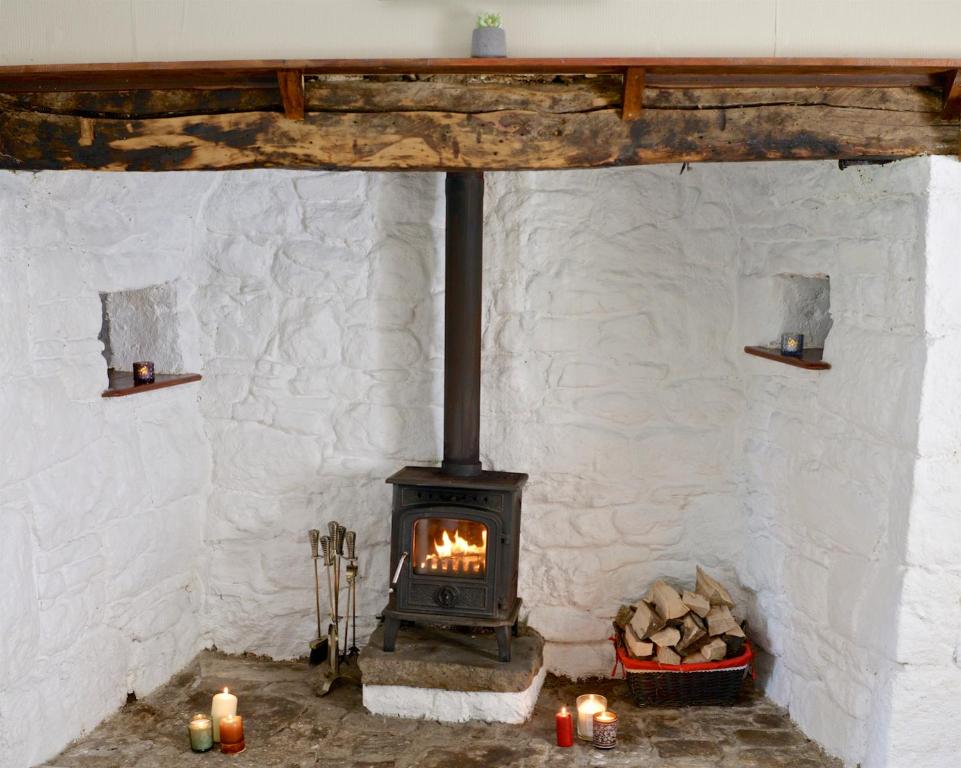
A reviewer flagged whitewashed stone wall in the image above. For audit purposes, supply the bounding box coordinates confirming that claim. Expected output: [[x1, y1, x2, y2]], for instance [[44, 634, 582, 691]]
[[2, 160, 958, 768], [0, 173, 211, 768], [728, 159, 933, 767], [193, 168, 744, 671]]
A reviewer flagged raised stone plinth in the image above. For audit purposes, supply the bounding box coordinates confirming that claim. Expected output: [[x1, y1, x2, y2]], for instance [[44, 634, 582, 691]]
[[359, 624, 546, 723]]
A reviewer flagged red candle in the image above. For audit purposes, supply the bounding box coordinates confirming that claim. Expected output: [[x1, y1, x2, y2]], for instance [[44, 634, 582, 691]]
[[555, 706, 574, 747]]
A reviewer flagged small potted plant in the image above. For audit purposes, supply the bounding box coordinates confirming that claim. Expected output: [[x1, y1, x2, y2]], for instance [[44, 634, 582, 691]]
[[472, 13, 506, 58]]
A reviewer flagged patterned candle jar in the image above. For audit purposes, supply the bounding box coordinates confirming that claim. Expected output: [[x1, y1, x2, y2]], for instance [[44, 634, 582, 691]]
[[592, 710, 618, 749], [132, 361, 155, 385], [779, 333, 804, 358]]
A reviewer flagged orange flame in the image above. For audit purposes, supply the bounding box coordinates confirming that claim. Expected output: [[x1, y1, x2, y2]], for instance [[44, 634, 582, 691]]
[[434, 528, 487, 558]]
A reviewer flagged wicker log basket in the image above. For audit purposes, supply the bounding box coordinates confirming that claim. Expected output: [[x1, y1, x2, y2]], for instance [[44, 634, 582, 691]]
[[611, 567, 754, 706]]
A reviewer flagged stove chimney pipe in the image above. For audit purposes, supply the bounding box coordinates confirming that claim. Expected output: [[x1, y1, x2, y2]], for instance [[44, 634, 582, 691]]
[[441, 171, 484, 477]]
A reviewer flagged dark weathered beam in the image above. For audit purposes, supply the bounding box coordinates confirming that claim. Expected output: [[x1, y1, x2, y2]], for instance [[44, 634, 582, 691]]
[[277, 69, 305, 120], [0, 85, 955, 172], [942, 69, 961, 119], [622, 68, 645, 121]]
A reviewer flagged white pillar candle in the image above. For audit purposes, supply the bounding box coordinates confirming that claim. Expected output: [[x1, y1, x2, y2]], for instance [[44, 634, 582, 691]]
[[575, 694, 607, 740], [211, 687, 238, 742]]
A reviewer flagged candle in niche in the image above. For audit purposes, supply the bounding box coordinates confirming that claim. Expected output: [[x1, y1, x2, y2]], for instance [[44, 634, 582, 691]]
[[575, 694, 607, 741], [780, 333, 804, 358], [219, 714, 245, 755], [592, 710, 618, 750], [132, 361, 155, 385], [187, 714, 213, 753], [211, 687, 238, 741], [555, 706, 574, 747]]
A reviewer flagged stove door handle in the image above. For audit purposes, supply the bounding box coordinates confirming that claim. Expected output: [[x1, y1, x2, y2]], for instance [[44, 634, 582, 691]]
[[389, 551, 409, 594]]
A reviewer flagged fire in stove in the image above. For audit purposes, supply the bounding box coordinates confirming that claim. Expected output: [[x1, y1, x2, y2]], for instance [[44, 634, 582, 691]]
[[413, 518, 487, 578]]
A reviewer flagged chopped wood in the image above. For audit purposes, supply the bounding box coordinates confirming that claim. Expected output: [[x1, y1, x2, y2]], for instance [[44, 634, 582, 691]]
[[629, 600, 665, 639], [682, 653, 704, 664], [650, 581, 689, 620], [696, 567, 735, 608], [657, 645, 682, 666], [724, 634, 747, 658], [682, 590, 710, 618], [676, 613, 708, 653], [701, 638, 728, 662], [706, 605, 740, 636], [613, 604, 635, 631], [649, 626, 682, 648], [725, 623, 746, 639], [624, 627, 654, 659]]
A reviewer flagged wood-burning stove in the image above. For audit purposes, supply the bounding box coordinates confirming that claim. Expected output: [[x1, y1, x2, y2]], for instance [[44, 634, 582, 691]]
[[381, 172, 527, 662]]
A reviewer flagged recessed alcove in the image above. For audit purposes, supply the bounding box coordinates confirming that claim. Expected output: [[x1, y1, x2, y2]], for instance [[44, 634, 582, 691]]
[[98, 284, 202, 397]]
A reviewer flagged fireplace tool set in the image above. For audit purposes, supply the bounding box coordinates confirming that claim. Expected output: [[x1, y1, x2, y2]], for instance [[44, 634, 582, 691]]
[[308, 521, 361, 695]]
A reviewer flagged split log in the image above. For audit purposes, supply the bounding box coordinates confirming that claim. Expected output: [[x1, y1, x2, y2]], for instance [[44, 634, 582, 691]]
[[650, 581, 689, 621], [657, 646, 682, 666], [701, 638, 728, 662], [696, 567, 735, 608], [706, 605, 740, 636], [682, 653, 704, 664], [649, 626, 682, 648], [624, 627, 654, 659], [724, 634, 746, 658], [725, 623, 746, 639], [629, 600, 666, 639], [613, 604, 635, 631], [676, 613, 708, 653], [682, 590, 711, 618]]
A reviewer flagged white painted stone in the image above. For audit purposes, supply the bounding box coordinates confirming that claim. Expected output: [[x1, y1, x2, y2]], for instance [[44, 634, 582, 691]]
[[1, 159, 960, 768], [363, 667, 547, 724]]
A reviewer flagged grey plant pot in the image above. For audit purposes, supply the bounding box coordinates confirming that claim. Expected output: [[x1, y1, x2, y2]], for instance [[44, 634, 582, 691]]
[[471, 27, 507, 58]]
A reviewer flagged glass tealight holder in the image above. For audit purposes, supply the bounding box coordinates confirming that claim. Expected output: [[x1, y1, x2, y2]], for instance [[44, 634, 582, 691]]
[[780, 333, 804, 358], [575, 694, 607, 741], [132, 360, 155, 385], [187, 713, 213, 753]]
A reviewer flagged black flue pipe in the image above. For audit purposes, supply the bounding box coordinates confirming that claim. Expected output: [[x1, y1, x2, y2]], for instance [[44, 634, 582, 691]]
[[441, 171, 484, 477]]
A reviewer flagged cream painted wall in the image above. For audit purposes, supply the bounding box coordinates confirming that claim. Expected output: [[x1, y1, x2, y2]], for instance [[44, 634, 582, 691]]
[[0, 0, 958, 65]]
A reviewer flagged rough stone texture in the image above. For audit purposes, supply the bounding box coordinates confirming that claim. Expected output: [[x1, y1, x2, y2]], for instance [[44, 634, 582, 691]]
[[0, 172, 211, 768], [40, 650, 840, 768], [2, 160, 960, 768], [363, 667, 548, 724], [359, 625, 544, 692], [727, 159, 936, 768]]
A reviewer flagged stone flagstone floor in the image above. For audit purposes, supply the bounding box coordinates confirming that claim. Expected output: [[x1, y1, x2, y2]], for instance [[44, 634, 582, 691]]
[[43, 651, 841, 768]]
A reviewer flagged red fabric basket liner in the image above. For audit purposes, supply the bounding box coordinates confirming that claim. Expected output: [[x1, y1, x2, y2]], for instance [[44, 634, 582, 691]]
[[615, 639, 753, 673]]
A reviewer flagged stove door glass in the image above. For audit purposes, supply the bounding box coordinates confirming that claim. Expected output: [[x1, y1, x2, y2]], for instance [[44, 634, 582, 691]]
[[412, 517, 488, 578]]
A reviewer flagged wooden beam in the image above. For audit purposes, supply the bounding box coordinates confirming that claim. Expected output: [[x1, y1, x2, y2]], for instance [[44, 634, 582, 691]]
[[622, 68, 645, 121], [942, 69, 961, 119], [0, 84, 955, 172], [277, 69, 305, 120]]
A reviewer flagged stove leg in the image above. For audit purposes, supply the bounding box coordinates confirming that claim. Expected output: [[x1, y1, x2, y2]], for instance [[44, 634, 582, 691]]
[[495, 625, 512, 662], [383, 616, 400, 652]]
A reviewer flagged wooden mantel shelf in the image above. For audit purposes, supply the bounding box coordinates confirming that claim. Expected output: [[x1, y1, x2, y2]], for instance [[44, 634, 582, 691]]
[[102, 370, 202, 398], [744, 346, 831, 371], [0, 57, 959, 90], [1, 56, 959, 172]]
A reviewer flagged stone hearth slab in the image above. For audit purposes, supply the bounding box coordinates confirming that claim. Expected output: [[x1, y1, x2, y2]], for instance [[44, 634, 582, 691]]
[[359, 624, 546, 723]]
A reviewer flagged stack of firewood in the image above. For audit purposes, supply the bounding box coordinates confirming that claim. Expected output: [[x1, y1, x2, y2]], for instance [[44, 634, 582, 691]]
[[613, 567, 747, 665]]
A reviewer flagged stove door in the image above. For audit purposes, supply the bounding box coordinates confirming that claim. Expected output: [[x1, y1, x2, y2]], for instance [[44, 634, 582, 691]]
[[396, 505, 500, 617]]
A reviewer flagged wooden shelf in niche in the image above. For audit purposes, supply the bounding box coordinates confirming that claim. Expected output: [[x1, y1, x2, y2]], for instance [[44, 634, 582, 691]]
[[102, 369, 202, 398], [743, 346, 831, 371]]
